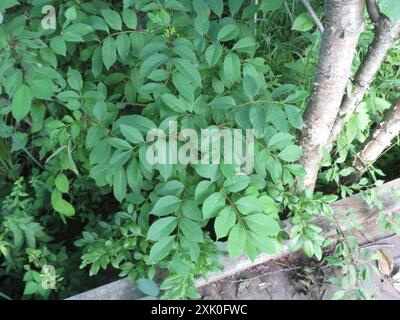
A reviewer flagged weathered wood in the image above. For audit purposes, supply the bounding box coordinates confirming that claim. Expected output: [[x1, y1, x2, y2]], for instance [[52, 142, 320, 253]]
[[66, 278, 142, 300], [68, 178, 400, 300]]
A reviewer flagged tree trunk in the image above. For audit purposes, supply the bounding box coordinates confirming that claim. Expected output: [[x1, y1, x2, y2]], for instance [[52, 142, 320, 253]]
[[326, 16, 400, 153], [299, 0, 365, 191], [352, 100, 400, 175]]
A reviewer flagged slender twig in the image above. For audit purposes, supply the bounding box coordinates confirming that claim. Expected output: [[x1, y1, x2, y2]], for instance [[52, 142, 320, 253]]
[[360, 234, 398, 249], [366, 0, 381, 24], [300, 0, 324, 33], [231, 266, 302, 284], [254, 0, 259, 34], [361, 243, 394, 250]]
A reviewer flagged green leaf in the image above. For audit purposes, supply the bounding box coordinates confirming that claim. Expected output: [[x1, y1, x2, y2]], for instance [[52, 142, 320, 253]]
[[101, 9, 122, 31], [107, 138, 132, 150], [63, 23, 93, 40], [161, 93, 188, 113], [23, 282, 38, 295], [123, 0, 135, 9], [243, 75, 259, 100], [126, 158, 142, 192], [116, 33, 131, 59], [194, 15, 210, 36], [29, 80, 56, 100], [140, 53, 169, 77], [277, 145, 302, 162], [57, 90, 79, 102], [232, 37, 256, 53], [181, 200, 202, 222], [93, 101, 107, 122], [250, 232, 279, 254], [172, 73, 195, 101], [267, 132, 294, 150], [149, 236, 175, 262], [244, 214, 280, 236], [259, 195, 278, 214], [0, 0, 19, 11], [118, 115, 157, 133], [268, 105, 288, 130], [249, 105, 266, 138], [202, 192, 225, 220], [172, 43, 197, 64], [102, 37, 117, 70], [67, 69, 83, 91], [379, 0, 400, 23], [67, 142, 79, 176], [92, 47, 103, 78], [206, 0, 224, 17], [65, 6, 77, 21], [193, 0, 210, 17], [179, 218, 203, 243], [152, 195, 182, 216], [122, 9, 138, 29], [214, 207, 236, 239], [235, 196, 265, 215], [120, 124, 144, 144], [147, 217, 178, 241], [340, 167, 355, 177], [126, 157, 141, 188], [50, 36, 67, 56], [205, 43, 223, 67], [136, 278, 160, 297], [223, 175, 250, 193], [285, 105, 303, 129], [113, 167, 127, 202], [12, 85, 32, 121], [173, 58, 202, 88], [195, 181, 215, 203], [228, 224, 246, 258], [303, 240, 314, 257], [156, 181, 183, 197], [223, 52, 241, 83], [212, 78, 224, 94], [210, 96, 236, 110], [55, 173, 69, 193], [217, 23, 239, 42], [51, 190, 75, 217], [229, 0, 244, 16], [109, 150, 132, 167], [292, 13, 314, 32], [260, 0, 283, 11]]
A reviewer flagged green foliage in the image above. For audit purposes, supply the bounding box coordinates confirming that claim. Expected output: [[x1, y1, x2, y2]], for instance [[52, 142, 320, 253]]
[[379, 0, 400, 23], [2, 0, 303, 299], [292, 13, 314, 32], [0, 0, 397, 301]]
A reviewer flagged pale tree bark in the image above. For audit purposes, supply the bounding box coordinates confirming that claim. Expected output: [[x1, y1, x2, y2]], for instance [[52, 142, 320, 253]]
[[299, 0, 365, 191], [351, 100, 400, 176], [325, 5, 400, 153]]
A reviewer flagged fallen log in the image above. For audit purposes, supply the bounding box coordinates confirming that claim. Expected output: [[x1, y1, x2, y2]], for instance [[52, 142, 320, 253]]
[[67, 178, 400, 300]]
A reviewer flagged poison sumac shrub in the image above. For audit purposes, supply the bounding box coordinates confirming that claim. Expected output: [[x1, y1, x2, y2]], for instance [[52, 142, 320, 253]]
[[0, 0, 331, 299]]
